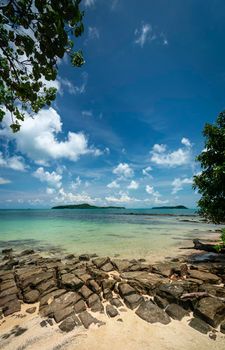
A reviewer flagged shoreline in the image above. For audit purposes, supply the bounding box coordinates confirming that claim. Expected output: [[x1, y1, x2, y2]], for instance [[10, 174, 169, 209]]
[[0, 230, 225, 350]]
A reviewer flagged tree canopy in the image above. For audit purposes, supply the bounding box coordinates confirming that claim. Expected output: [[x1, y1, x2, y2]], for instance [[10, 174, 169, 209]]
[[193, 111, 225, 224], [0, 0, 85, 132]]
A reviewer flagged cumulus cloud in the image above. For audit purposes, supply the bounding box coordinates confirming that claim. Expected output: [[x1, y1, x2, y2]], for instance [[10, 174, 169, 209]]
[[134, 23, 168, 48], [113, 163, 133, 178], [83, 0, 96, 6], [0, 177, 11, 185], [171, 177, 193, 194], [71, 176, 82, 190], [107, 180, 120, 189], [150, 138, 192, 167], [55, 188, 96, 204], [105, 192, 140, 203], [33, 167, 62, 188], [0, 108, 101, 164], [127, 180, 139, 190], [145, 184, 168, 205], [0, 152, 27, 171]]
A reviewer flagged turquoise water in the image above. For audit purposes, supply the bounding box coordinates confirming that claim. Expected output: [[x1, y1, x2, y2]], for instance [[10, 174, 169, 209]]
[[0, 209, 221, 260]]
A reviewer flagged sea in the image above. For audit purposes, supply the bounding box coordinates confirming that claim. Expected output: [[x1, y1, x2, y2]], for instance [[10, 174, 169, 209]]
[[0, 208, 222, 261]]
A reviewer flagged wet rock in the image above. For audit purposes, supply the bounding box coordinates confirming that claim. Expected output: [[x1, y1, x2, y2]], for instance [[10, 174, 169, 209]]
[[101, 262, 114, 272], [106, 305, 119, 318], [110, 298, 123, 308], [92, 257, 110, 269], [2, 248, 13, 255], [79, 311, 103, 329], [65, 254, 75, 260], [189, 317, 211, 334], [188, 270, 221, 284], [118, 283, 136, 297], [19, 249, 35, 256], [124, 294, 144, 310], [156, 283, 184, 303], [154, 295, 169, 309], [135, 300, 171, 325], [59, 316, 76, 332], [79, 254, 90, 261], [74, 299, 86, 313], [166, 304, 189, 320], [194, 297, 225, 327], [61, 273, 84, 290], [26, 307, 36, 314], [23, 290, 40, 303]]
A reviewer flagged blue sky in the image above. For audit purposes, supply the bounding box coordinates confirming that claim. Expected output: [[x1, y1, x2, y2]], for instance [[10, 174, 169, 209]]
[[0, 0, 225, 208]]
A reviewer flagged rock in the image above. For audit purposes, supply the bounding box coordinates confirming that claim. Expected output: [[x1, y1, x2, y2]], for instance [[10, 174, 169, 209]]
[[23, 290, 40, 303], [121, 272, 165, 295], [166, 304, 188, 320], [2, 248, 13, 254], [112, 259, 133, 272], [156, 283, 184, 303], [61, 274, 84, 290], [180, 263, 188, 277], [135, 300, 171, 325], [91, 300, 104, 313], [40, 320, 47, 327], [209, 332, 217, 341], [79, 311, 103, 329], [87, 293, 100, 308], [39, 289, 67, 307], [19, 249, 35, 256], [0, 272, 14, 282], [124, 294, 144, 310], [26, 307, 36, 314], [106, 305, 119, 318], [3, 299, 21, 316], [53, 306, 74, 323], [154, 295, 169, 309], [74, 299, 86, 313], [199, 284, 225, 298], [152, 262, 178, 277], [59, 316, 76, 332], [92, 257, 110, 269], [88, 279, 101, 294], [220, 322, 225, 334], [101, 262, 114, 272], [189, 317, 211, 334], [78, 273, 92, 284], [0, 286, 18, 298], [79, 285, 93, 300], [79, 254, 90, 261], [0, 280, 16, 291], [110, 298, 123, 308], [36, 279, 57, 294], [118, 283, 136, 297], [65, 254, 75, 260], [188, 270, 221, 284], [194, 297, 225, 327], [0, 294, 17, 307]]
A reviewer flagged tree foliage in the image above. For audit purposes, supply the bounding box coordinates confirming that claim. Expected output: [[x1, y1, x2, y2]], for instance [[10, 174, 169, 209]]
[[193, 111, 225, 224], [0, 0, 85, 132]]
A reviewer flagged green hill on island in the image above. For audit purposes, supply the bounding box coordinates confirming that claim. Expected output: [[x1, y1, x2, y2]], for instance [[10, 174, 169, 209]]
[[152, 205, 188, 209], [51, 203, 125, 209]]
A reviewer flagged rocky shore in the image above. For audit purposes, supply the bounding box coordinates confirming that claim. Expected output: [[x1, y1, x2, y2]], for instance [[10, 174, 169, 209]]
[[0, 247, 225, 348]]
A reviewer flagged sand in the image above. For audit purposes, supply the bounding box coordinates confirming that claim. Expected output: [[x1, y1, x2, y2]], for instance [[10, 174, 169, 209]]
[[0, 302, 224, 350]]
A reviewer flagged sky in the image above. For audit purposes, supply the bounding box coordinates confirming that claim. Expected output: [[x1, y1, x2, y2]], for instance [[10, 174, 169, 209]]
[[0, 0, 225, 209]]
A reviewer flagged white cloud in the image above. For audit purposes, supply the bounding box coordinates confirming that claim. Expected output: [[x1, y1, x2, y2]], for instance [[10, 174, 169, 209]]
[[82, 110, 93, 117], [0, 152, 26, 171], [83, 0, 96, 6], [134, 23, 168, 48], [171, 177, 193, 194], [54, 187, 96, 204], [87, 26, 100, 40], [127, 180, 139, 190], [0, 177, 11, 185], [107, 180, 120, 189], [142, 166, 153, 177], [33, 167, 62, 188], [105, 192, 139, 204], [46, 187, 56, 195], [71, 176, 82, 190], [145, 184, 168, 205], [181, 137, 191, 147], [146, 185, 154, 195], [113, 163, 133, 178], [0, 108, 101, 164], [150, 139, 192, 167], [59, 72, 88, 95]]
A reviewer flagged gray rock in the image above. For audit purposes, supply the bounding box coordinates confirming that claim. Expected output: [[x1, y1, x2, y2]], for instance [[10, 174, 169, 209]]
[[156, 283, 184, 303], [106, 305, 119, 318], [26, 307, 36, 314], [118, 283, 136, 297], [88, 279, 101, 294], [92, 257, 110, 268], [39, 289, 67, 307], [0, 286, 18, 298], [91, 300, 104, 313], [112, 259, 133, 272], [23, 290, 40, 303], [79, 311, 103, 329], [121, 272, 165, 295], [189, 317, 211, 334], [166, 304, 188, 320], [79, 254, 90, 261], [220, 322, 225, 334], [135, 300, 171, 325], [101, 262, 114, 272], [0, 280, 16, 291], [154, 295, 169, 309], [87, 293, 100, 308], [3, 299, 21, 316], [2, 248, 13, 255], [59, 316, 76, 332], [19, 249, 35, 256], [74, 299, 86, 313], [194, 297, 225, 327], [79, 285, 93, 300], [110, 298, 123, 308], [124, 294, 144, 310], [188, 270, 221, 284], [61, 273, 84, 290], [53, 306, 74, 323]]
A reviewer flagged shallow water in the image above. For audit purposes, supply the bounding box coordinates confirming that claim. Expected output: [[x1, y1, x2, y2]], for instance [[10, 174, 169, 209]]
[[0, 209, 222, 260]]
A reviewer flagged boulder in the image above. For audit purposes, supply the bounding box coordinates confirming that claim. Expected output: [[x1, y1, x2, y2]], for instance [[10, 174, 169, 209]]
[[0, 286, 18, 298], [26, 307, 36, 314], [118, 283, 136, 297], [121, 272, 165, 295], [112, 259, 134, 272], [88, 279, 101, 294], [106, 305, 119, 317], [154, 295, 169, 309], [92, 257, 110, 269], [194, 297, 225, 327], [91, 300, 104, 313], [3, 299, 21, 316], [19, 249, 35, 256], [110, 298, 123, 308], [53, 306, 74, 323], [220, 322, 225, 334], [79, 285, 93, 300], [165, 304, 189, 320], [74, 299, 86, 313], [188, 270, 221, 284], [135, 300, 171, 325], [39, 289, 67, 307], [79, 254, 90, 261], [101, 262, 114, 272], [23, 290, 40, 303], [123, 294, 144, 310], [189, 317, 211, 334], [87, 293, 100, 308], [0, 280, 16, 291], [79, 311, 103, 329], [59, 316, 76, 332], [61, 274, 84, 290], [156, 283, 184, 303]]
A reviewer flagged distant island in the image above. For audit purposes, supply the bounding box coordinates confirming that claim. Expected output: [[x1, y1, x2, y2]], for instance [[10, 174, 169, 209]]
[[51, 203, 125, 209], [152, 205, 188, 209]]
